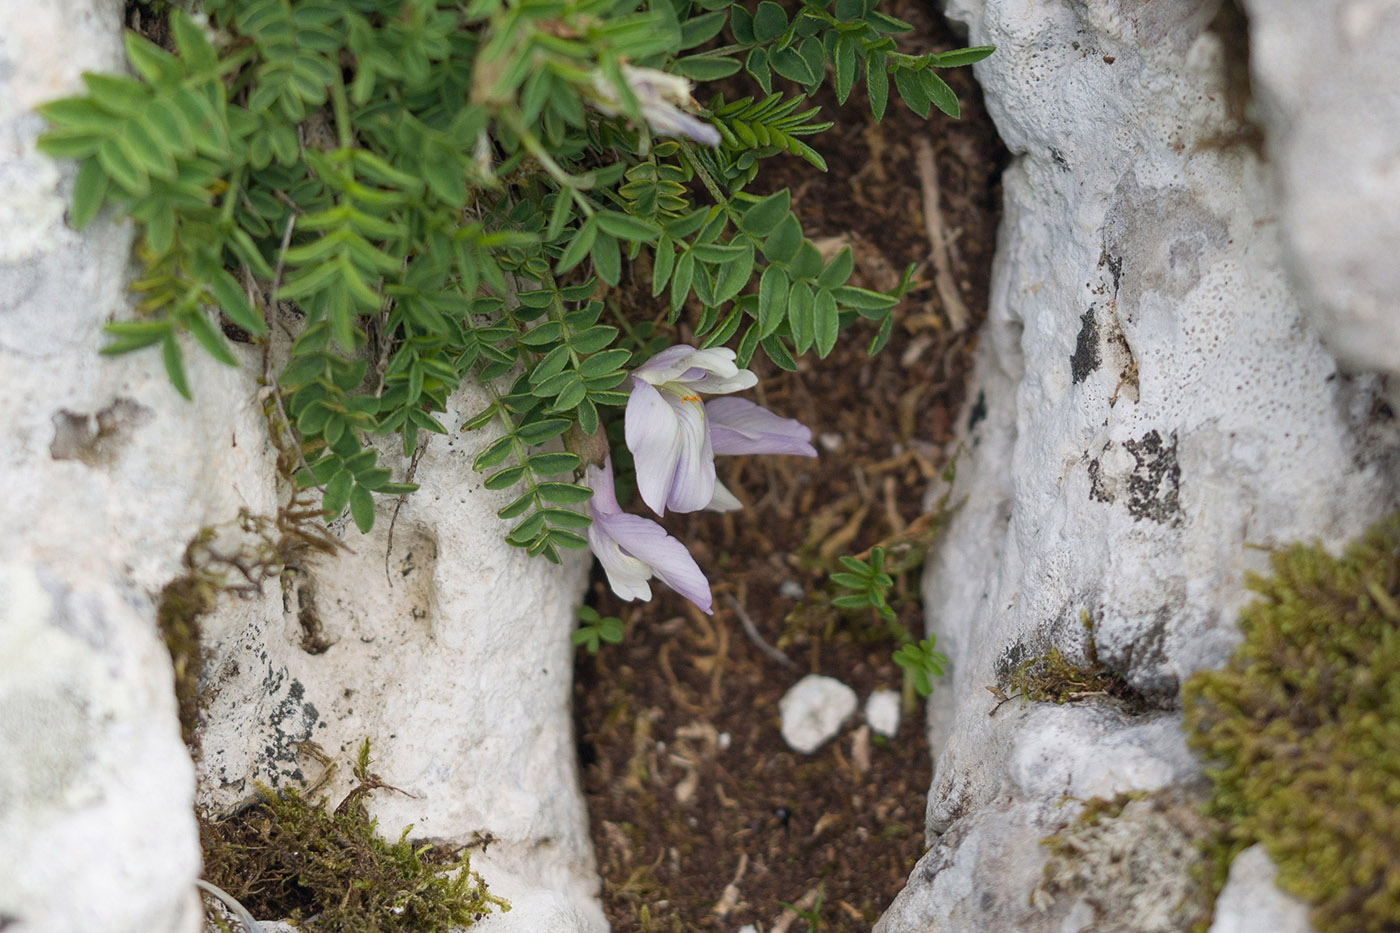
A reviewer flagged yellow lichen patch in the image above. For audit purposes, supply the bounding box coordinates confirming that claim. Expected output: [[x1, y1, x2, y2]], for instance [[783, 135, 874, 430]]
[[1183, 516, 1400, 933]]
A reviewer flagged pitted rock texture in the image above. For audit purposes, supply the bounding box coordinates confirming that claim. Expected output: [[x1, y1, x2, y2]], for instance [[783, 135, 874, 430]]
[[194, 380, 605, 932], [879, 0, 1400, 929]]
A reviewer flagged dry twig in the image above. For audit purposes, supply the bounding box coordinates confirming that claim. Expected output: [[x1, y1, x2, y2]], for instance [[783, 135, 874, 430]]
[[915, 137, 970, 332]]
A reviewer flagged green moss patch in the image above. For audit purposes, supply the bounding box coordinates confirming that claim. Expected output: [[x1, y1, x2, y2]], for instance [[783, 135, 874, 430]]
[[995, 614, 1152, 713], [1183, 516, 1400, 932], [201, 744, 507, 932]]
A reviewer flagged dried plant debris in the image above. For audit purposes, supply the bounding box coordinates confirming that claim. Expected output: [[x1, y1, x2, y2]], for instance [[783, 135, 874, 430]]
[[200, 742, 507, 932], [1183, 516, 1400, 933]]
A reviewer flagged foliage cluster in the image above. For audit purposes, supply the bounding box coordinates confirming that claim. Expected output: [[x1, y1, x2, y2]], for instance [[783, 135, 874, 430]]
[[39, 0, 990, 561], [825, 462, 959, 695], [201, 742, 507, 931], [1183, 517, 1400, 933]]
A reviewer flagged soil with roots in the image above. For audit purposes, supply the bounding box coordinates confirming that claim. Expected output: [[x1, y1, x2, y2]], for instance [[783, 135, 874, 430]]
[[574, 4, 1009, 929]]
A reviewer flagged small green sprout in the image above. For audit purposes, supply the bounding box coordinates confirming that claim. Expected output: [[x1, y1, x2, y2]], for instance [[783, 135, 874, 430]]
[[570, 605, 624, 654], [893, 636, 948, 698], [830, 545, 898, 624]]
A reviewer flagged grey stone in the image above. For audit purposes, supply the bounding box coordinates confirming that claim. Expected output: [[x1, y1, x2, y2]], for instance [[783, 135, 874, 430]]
[[864, 689, 902, 738], [1243, 0, 1400, 386], [1208, 845, 1313, 933], [779, 675, 858, 754]]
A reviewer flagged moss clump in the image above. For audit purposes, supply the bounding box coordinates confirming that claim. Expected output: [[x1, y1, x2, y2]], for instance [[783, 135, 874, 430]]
[[998, 615, 1151, 713], [1183, 516, 1400, 933], [201, 745, 507, 932]]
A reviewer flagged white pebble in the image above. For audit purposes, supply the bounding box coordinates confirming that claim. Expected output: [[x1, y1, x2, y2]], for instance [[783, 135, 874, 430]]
[[779, 674, 858, 754], [779, 580, 805, 599], [864, 689, 901, 738]]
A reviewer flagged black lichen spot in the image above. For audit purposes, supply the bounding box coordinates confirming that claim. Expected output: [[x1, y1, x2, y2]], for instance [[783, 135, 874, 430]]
[[1103, 252, 1123, 294], [993, 640, 1032, 685], [49, 398, 154, 467], [262, 678, 319, 782], [967, 390, 989, 432], [1124, 430, 1180, 524], [1071, 309, 1101, 384], [1050, 147, 1070, 171], [1087, 457, 1114, 504]]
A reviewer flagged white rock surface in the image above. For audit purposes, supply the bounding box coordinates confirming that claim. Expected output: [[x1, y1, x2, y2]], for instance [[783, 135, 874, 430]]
[[1208, 845, 1312, 933], [779, 675, 858, 754], [1, 5, 603, 931], [864, 689, 902, 738], [0, 1, 245, 928], [193, 379, 604, 932], [879, 0, 1400, 929], [1243, 0, 1400, 384]]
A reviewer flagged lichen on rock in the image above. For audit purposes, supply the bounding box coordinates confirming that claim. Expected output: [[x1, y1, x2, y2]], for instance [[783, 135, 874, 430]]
[[1183, 516, 1400, 933]]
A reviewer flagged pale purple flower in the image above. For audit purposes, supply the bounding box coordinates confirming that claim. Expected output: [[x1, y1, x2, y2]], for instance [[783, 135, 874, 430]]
[[706, 397, 819, 458], [585, 457, 713, 613], [589, 65, 722, 146], [625, 346, 817, 515]]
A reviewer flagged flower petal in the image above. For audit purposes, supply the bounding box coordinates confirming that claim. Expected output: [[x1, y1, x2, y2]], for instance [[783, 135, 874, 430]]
[[705, 397, 818, 457], [625, 379, 685, 514], [602, 511, 713, 613], [633, 345, 704, 386], [706, 479, 743, 512], [584, 459, 622, 515], [665, 394, 716, 512], [588, 514, 656, 603], [633, 346, 757, 396]]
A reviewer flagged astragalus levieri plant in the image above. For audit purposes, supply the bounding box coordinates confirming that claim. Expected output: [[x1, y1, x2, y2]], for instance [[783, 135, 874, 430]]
[[38, 0, 990, 607]]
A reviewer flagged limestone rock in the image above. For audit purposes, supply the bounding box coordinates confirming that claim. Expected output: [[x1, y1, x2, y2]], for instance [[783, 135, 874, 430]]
[[864, 689, 902, 738], [193, 379, 604, 932], [1207, 845, 1313, 933], [1, 5, 603, 931], [0, 1, 247, 928], [1243, 0, 1400, 384], [879, 0, 1400, 928], [779, 675, 858, 754]]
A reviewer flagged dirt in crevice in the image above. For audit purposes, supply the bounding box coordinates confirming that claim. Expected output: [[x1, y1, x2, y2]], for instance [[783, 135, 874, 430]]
[[574, 4, 1009, 929]]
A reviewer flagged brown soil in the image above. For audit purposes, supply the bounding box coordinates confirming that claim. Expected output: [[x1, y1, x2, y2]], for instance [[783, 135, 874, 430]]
[[574, 5, 1008, 930]]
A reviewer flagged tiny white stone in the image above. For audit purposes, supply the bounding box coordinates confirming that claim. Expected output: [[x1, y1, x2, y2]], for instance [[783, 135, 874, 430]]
[[864, 689, 901, 738], [779, 580, 805, 599], [818, 432, 844, 452], [779, 675, 858, 754], [738, 926, 759, 933], [717, 732, 732, 751]]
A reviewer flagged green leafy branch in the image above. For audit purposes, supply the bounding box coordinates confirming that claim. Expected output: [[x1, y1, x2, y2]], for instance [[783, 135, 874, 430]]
[[38, 0, 989, 551]]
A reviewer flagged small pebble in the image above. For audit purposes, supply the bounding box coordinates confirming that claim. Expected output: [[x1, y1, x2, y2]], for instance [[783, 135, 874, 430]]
[[738, 926, 759, 933], [865, 689, 901, 738], [779, 674, 857, 754], [717, 732, 731, 751], [818, 431, 843, 452], [779, 580, 805, 600]]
